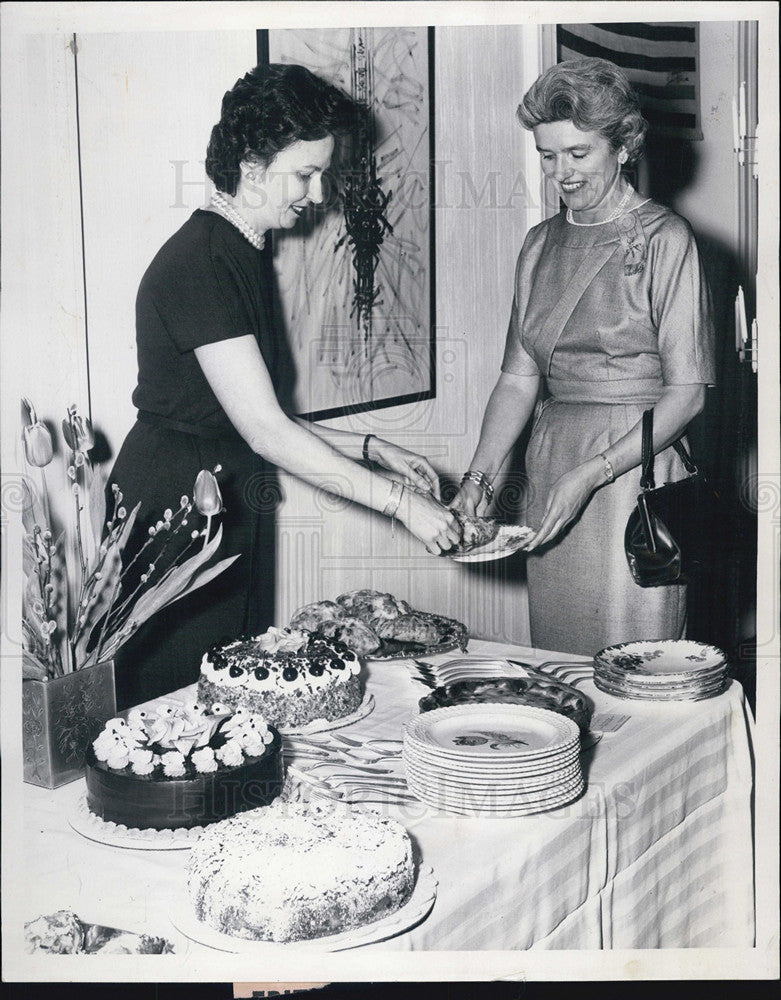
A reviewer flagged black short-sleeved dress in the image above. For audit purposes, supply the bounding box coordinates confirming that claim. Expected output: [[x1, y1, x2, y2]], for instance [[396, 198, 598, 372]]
[[501, 200, 716, 657], [109, 210, 280, 709]]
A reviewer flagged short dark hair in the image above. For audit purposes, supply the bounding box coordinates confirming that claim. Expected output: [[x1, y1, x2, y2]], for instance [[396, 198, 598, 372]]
[[517, 57, 647, 165], [206, 63, 363, 195]]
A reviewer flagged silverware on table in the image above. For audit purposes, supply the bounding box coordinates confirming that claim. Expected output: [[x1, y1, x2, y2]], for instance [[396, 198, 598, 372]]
[[411, 660, 439, 688]]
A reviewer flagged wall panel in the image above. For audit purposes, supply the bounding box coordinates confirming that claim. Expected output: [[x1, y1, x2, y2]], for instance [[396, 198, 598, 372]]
[[76, 30, 257, 462], [2, 33, 86, 429]]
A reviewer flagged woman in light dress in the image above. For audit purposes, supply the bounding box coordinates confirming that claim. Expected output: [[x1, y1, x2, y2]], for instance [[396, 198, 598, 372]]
[[452, 58, 715, 656]]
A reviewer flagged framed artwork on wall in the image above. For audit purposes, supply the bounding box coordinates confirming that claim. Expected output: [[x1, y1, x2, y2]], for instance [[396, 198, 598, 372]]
[[258, 26, 435, 421]]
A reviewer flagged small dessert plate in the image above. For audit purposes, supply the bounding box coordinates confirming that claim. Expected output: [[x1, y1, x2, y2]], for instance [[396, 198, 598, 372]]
[[448, 525, 534, 563]]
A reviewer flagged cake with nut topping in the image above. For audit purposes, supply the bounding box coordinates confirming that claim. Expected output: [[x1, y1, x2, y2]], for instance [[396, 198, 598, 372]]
[[186, 798, 415, 942]]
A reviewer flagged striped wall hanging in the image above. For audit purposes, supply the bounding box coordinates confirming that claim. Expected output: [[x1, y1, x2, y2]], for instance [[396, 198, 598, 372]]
[[557, 22, 703, 141]]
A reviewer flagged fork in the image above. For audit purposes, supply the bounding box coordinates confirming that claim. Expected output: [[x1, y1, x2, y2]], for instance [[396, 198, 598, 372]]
[[288, 766, 416, 804], [296, 760, 398, 777], [411, 660, 439, 688]]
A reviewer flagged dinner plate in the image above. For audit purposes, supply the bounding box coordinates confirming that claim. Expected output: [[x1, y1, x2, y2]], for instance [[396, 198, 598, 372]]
[[168, 864, 437, 952], [403, 767, 582, 799], [404, 704, 580, 760], [594, 671, 727, 694], [402, 744, 580, 779], [407, 769, 584, 805], [594, 659, 726, 685], [448, 524, 534, 564], [594, 677, 728, 702], [594, 639, 727, 676], [402, 755, 582, 790], [402, 741, 581, 776]]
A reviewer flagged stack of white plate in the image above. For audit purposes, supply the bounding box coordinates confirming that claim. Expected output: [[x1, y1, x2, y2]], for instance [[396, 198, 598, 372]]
[[594, 640, 728, 702], [402, 703, 583, 817]]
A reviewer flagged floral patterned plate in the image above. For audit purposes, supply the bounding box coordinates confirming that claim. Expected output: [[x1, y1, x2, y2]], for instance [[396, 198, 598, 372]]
[[404, 703, 579, 761], [594, 639, 727, 679]]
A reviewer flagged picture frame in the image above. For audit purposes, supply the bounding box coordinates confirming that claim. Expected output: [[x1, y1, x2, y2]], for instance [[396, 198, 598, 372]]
[[258, 26, 436, 421]]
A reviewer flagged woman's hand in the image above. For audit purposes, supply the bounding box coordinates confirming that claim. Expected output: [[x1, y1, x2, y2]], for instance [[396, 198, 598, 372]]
[[448, 479, 486, 517], [398, 489, 463, 555], [368, 438, 441, 497], [524, 459, 603, 552]]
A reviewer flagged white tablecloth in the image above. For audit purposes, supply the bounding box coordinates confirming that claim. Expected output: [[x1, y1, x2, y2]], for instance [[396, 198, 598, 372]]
[[21, 640, 755, 952]]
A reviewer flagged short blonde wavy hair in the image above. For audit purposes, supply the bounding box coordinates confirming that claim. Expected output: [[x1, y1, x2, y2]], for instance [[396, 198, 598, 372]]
[[517, 57, 647, 166]]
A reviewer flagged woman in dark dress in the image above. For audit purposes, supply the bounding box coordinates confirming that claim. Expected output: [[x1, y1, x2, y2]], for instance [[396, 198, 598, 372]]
[[111, 64, 459, 709], [452, 58, 715, 656]]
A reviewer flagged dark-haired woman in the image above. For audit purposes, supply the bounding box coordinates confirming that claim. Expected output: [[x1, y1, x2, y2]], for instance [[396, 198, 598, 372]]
[[111, 64, 458, 708], [452, 58, 715, 656]]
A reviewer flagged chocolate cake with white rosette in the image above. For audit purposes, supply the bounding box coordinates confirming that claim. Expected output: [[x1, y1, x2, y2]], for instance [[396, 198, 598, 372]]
[[84, 701, 283, 831]]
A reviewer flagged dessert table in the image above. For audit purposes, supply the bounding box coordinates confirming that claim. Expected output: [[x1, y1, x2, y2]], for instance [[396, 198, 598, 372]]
[[21, 640, 756, 953]]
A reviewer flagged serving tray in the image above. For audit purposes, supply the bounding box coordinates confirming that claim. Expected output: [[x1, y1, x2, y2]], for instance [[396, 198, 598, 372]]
[[418, 675, 593, 732], [366, 614, 469, 661]]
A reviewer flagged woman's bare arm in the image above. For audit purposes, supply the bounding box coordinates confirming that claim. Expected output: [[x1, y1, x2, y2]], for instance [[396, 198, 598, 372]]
[[526, 383, 707, 550], [194, 336, 460, 552]]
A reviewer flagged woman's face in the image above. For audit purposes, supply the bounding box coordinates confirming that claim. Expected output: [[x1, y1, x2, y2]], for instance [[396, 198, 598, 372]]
[[243, 135, 335, 231], [533, 120, 623, 218]]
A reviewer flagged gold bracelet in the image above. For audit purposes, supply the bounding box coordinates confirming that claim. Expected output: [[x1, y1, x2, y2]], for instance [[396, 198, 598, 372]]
[[598, 453, 615, 483], [382, 479, 405, 518], [460, 470, 494, 504]]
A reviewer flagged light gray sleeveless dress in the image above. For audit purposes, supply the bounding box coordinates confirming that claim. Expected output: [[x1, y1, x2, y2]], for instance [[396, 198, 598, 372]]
[[501, 200, 715, 656]]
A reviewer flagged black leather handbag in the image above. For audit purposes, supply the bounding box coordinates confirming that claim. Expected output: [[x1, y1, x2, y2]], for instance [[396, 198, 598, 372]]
[[624, 409, 717, 587]]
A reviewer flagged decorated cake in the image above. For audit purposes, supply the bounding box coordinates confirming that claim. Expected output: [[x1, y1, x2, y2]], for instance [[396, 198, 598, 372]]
[[84, 702, 284, 831], [197, 626, 363, 728], [186, 799, 415, 942]]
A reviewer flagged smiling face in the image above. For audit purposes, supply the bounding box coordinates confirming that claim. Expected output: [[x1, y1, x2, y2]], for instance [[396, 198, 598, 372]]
[[533, 120, 624, 221], [240, 134, 335, 231]]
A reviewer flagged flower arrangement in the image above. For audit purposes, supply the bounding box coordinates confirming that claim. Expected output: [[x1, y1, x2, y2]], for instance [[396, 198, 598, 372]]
[[22, 399, 239, 680], [92, 703, 274, 777]]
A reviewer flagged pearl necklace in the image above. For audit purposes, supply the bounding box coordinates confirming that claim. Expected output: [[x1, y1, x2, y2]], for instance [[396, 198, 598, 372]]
[[566, 184, 635, 227], [210, 192, 266, 250]]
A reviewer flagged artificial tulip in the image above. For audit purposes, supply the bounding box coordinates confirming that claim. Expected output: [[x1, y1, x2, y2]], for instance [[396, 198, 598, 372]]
[[22, 398, 53, 468], [193, 469, 223, 516], [62, 406, 95, 454]]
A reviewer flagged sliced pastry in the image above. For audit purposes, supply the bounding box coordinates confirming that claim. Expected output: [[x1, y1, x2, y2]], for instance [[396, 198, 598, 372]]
[[375, 612, 442, 646], [316, 616, 382, 655], [288, 600, 345, 631], [336, 589, 412, 622]]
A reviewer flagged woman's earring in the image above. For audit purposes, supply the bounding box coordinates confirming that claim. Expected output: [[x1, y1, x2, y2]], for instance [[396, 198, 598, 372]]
[[248, 171, 256, 182], [618, 150, 628, 165]]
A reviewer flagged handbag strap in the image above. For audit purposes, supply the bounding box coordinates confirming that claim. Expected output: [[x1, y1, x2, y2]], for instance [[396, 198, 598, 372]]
[[639, 408, 699, 492]]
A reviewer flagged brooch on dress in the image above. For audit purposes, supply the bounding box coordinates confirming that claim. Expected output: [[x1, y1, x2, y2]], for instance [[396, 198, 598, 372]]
[[614, 213, 647, 275]]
